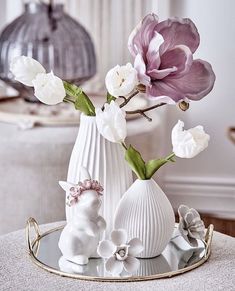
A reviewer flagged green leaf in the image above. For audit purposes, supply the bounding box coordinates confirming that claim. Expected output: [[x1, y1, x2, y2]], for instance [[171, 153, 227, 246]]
[[125, 145, 146, 180], [63, 81, 83, 97], [63, 81, 95, 116], [107, 92, 116, 104], [145, 153, 175, 179], [74, 91, 96, 116]]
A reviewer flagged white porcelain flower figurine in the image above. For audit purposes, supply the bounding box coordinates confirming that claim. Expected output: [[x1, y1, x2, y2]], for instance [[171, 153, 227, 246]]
[[105, 63, 138, 97], [95, 100, 127, 143], [178, 205, 205, 246], [172, 120, 210, 158], [32, 71, 66, 105], [10, 55, 46, 86], [97, 229, 144, 276]]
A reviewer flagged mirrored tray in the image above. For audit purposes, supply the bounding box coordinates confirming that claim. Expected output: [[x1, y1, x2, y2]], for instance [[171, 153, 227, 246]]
[[26, 218, 213, 282]]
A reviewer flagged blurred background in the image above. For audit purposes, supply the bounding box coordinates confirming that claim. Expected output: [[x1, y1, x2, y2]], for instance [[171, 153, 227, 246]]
[[0, 0, 234, 236]]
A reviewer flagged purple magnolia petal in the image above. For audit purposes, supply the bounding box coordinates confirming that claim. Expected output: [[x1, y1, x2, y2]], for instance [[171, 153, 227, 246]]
[[160, 45, 193, 78], [157, 17, 200, 54], [148, 67, 177, 80], [147, 80, 184, 103], [165, 59, 216, 100], [134, 54, 151, 86], [146, 31, 164, 71], [128, 13, 159, 57]]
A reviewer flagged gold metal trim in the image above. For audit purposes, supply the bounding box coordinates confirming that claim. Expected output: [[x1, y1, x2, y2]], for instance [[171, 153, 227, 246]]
[[228, 127, 235, 144], [26, 218, 214, 282]]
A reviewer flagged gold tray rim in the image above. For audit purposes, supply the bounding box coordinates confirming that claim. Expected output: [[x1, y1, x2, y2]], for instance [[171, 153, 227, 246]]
[[26, 217, 214, 282]]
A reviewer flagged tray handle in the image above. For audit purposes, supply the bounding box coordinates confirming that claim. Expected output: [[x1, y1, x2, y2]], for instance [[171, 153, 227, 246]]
[[26, 217, 40, 254], [204, 224, 214, 258], [228, 127, 235, 144]]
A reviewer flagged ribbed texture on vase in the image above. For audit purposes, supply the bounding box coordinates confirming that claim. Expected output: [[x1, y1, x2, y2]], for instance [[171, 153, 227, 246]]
[[66, 114, 133, 238], [114, 179, 175, 258]]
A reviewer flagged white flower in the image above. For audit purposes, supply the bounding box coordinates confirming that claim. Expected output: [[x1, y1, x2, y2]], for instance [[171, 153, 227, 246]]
[[105, 63, 138, 97], [97, 229, 143, 276], [32, 71, 66, 105], [10, 56, 46, 86], [172, 120, 210, 158], [95, 101, 127, 143], [178, 205, 205, 247]]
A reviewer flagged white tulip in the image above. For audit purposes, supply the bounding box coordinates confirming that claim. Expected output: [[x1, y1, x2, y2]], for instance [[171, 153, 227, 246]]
[[32, 71, 66, 105], [95, 101, 127, 143], [10, 56, 46, 86], [105, 63, 138, 97], [172, 120, 210, 158]]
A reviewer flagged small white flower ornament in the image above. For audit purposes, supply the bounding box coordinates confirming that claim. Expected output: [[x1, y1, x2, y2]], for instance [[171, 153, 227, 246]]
[[178, 205, 205, 247], [97, 229, 143, 276]]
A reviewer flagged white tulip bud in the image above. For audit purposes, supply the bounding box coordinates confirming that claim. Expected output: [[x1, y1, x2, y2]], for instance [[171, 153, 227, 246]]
[[172, 120, 210, 158]]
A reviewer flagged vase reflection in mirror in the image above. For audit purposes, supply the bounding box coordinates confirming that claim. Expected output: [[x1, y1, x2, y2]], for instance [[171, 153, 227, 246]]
[[0, 0, 96, 102]]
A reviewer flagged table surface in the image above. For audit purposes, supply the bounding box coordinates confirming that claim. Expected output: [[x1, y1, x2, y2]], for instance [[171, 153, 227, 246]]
[[0, 221, 234, 291]]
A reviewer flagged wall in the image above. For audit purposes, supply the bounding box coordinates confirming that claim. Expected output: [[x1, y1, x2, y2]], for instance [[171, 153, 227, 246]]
[[65, 0, 159, 92], [161, 0, 235, 219]]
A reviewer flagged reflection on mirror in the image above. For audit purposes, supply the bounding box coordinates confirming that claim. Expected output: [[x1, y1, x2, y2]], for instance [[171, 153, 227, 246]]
[[34, 228, 206, 278]]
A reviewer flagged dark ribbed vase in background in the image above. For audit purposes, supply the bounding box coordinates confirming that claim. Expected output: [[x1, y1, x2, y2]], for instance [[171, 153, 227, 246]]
[[0, 1, 96, 102]]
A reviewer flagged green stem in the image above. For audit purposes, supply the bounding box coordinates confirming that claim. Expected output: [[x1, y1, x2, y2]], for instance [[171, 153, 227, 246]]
[[121, 141, 127, 150], [64, 96, 75, 104], [165, 153, 175, 161]]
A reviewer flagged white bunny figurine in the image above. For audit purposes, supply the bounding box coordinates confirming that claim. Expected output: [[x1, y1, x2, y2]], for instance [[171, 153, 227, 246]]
[[58, 167, 106, 265]]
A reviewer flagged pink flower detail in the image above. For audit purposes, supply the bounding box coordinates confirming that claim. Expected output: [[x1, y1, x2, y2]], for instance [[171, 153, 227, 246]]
[[66, 179, 103, 207], [128, 13, 215, 103]]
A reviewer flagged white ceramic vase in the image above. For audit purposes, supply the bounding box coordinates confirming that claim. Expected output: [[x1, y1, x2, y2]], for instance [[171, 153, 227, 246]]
[[66, 114, 133, 237], [114, 179, 175, 258]]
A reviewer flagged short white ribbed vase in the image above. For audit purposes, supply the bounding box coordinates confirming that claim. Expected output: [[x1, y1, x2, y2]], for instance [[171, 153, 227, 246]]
[[114, 179, 175, 258], [66, 114, 133, 238]]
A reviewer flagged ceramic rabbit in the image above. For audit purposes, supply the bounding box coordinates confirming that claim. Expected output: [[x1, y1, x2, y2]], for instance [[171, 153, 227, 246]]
[[58, 167, 106, 265]]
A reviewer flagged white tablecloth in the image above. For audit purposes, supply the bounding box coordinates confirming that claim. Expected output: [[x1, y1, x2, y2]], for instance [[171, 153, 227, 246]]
[[0, 221, 234, 291]]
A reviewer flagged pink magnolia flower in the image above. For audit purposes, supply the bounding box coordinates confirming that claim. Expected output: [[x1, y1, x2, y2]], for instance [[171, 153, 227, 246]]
[[128, 13, 215, 104]]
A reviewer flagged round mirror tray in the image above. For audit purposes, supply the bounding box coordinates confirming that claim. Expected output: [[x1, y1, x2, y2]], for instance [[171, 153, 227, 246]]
[[26, 218, 213, 282]]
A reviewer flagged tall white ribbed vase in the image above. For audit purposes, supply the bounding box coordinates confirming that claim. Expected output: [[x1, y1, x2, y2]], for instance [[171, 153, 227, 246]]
[[66, 114, 133, 237], [114, 179, 175, 258]]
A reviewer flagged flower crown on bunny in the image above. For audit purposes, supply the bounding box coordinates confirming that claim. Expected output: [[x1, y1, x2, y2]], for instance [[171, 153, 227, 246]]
[[59, 173, 103, 207]]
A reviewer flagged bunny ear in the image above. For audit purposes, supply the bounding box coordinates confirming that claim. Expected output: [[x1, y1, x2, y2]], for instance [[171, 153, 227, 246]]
[[59, 181, 74, 192], [79, 166, 91, 180]]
